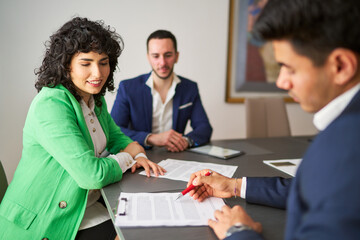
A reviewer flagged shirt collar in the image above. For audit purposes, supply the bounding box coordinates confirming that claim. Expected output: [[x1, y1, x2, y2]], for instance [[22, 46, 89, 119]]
[[80, 95, 95, 114], [313, 83, 360, 131], [145, 72, 181, 94]]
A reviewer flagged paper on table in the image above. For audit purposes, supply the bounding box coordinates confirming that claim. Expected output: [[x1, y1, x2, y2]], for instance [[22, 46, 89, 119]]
[[139, 158, 238, 182], [263, 158, 302, 177], [115, 192, 225, 227]]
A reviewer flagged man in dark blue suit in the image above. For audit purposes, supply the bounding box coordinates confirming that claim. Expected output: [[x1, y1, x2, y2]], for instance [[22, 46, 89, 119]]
[[187, 0, 360, 239], [111, 30, 212, 152]]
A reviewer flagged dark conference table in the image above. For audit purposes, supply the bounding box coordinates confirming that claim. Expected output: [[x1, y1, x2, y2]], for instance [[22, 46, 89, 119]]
[[101, 136, 313, 240]]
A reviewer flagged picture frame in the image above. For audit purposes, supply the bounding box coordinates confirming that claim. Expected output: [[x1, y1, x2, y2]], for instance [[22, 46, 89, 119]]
[[225, 0, 292, 103]]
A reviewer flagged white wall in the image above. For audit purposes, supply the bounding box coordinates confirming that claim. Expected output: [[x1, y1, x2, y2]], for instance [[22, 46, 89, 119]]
[[0, 0, 317, 182]]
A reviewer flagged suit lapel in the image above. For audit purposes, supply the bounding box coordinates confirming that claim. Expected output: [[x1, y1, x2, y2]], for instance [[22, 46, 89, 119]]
[[172, 84, 181, 129], [143, 82, 153, 131], [58, 84, 94, 151]]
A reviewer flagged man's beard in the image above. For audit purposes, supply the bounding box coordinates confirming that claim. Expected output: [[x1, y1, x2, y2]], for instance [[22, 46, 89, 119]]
[[153, 67, 174, 80]]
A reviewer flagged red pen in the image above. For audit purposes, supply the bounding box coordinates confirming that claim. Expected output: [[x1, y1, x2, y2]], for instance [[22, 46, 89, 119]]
[[175, 171, 212, 201]]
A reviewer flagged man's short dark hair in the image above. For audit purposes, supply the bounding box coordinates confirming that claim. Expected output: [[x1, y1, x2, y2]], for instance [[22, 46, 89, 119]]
[[147, 30, 177, 52], [253, 0, 360, 66]]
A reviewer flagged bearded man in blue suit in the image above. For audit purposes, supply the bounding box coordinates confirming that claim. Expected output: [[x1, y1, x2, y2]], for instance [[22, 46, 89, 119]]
[[111, 30, 212, 152], [186, 0, 360, 239]]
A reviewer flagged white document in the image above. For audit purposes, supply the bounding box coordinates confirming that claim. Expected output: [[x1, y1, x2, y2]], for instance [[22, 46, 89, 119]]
[[263, 158, 302, 177], [115, 192, 225, 227], [139, 158, 238, 182]]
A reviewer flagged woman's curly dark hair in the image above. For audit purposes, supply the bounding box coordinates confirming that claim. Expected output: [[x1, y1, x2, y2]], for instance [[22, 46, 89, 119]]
[[35, 17, 123, 107]]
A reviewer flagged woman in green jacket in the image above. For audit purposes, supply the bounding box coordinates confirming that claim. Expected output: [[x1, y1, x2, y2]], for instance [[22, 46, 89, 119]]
[[0, 17, 165, 240]]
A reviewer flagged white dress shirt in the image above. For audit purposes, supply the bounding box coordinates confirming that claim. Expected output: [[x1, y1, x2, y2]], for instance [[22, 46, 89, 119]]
[[313, 83, 360, 131], [79, 97, 136, 230], [144, 72, 181, 145], [241, 83, 360, 199]]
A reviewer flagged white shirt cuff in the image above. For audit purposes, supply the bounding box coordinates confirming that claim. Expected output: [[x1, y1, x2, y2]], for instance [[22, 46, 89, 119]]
[[134, 152, 148, 160], [144, 133, 152, 146], [108, 152, 136, 173], [240, 177, 247, 199]]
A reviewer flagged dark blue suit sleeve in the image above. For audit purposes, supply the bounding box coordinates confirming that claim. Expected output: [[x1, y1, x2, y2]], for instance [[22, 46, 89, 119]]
[[184, 84, 212, 146], [246, 177, 292, 209], [222, 177, 290, 240], [225, 230, 264, 240], [111, 81, 150, 144]]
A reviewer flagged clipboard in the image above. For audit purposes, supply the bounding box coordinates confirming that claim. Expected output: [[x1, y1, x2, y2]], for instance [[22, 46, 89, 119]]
[[188, 145, 244, 160]]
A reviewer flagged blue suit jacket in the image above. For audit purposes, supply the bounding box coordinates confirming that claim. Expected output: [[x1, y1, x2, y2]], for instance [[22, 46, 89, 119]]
[[111, 73, 212, 147], [227, 89, 360, 240]]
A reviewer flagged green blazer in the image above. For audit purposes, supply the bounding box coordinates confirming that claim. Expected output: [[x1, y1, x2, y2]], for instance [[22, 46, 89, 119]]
[[0, 85, 133, 239]]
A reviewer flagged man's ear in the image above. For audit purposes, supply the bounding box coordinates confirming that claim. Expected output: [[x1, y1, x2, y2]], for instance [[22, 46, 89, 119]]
[[175, 51, 179, 64], [328, 48, 358, 86]]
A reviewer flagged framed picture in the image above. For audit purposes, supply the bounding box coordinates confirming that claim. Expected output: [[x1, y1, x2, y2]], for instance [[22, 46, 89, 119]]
[[226, 0, 292, 103]]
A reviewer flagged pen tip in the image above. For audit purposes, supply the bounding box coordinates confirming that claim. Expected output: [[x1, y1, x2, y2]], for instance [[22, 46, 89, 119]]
[[175, 193, 182, 201]]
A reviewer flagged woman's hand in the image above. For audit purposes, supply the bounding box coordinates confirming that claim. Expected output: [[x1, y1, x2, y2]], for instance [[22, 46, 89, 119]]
[[131, 157, 166, 177], [123, 141, 166, 177], [187, 169, 240, 202]]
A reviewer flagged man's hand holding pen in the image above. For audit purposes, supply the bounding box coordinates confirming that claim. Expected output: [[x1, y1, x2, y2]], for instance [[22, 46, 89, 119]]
[[185, 169, 262, 239], [186, 169, 237, 202]]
